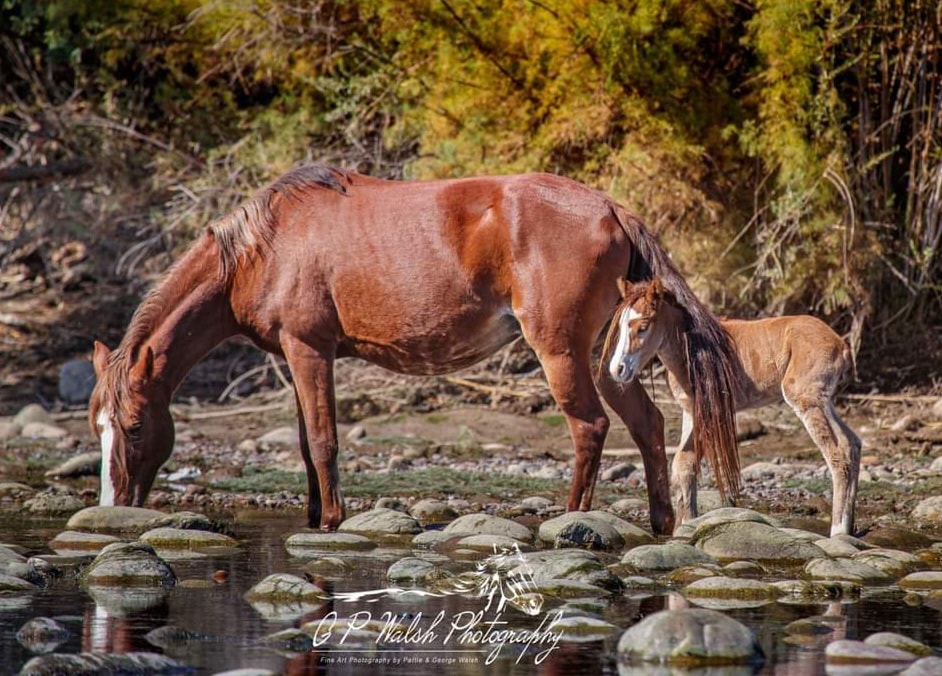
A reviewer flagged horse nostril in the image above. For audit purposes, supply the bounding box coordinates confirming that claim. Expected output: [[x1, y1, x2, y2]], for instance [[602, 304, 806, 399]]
[[617, 362, 627, 379]]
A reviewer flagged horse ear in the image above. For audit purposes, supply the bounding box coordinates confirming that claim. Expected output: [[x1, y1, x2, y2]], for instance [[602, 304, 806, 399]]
[[93, 341, 111, 377], [130, 346, 155, 386]]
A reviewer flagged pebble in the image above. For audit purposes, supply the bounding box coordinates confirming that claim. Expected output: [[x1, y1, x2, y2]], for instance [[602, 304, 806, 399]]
[[600, 461, 636, 482]]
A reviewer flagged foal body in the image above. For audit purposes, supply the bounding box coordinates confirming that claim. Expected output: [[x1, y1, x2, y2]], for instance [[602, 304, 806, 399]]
[[89, 166, 741, 534], [607, 279, 861, 536]]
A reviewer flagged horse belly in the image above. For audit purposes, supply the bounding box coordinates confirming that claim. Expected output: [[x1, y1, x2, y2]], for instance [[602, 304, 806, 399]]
[[340, 306, 521, 376]]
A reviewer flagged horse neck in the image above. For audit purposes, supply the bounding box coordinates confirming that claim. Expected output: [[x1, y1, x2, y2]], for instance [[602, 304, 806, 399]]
[[653, 303, 690, 391], [123, 235, 237, 401]]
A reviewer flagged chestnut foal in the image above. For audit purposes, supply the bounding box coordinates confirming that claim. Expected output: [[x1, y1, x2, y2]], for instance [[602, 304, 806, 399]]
[[90, 166, 741, 533], [605, 278, 861, 535]]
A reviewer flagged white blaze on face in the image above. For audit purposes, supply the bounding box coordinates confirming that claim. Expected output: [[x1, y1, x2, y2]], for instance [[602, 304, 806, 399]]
[[97, 409, 116, 506], [608, 307, 641, 381]]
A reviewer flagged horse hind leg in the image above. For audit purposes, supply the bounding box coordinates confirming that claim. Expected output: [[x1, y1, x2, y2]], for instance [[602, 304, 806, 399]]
[[784, 384, 858, 536], [283, 338, 345, 530]]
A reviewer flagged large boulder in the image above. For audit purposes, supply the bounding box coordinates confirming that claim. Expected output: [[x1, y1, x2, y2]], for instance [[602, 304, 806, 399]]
[[617, 608, 764, 666]]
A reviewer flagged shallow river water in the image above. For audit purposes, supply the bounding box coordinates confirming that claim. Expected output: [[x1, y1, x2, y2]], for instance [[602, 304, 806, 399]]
[[1, 511, 941, 675]]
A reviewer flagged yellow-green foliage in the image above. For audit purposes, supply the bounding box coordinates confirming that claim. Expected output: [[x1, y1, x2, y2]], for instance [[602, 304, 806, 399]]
[[2, 0, 939, 332]]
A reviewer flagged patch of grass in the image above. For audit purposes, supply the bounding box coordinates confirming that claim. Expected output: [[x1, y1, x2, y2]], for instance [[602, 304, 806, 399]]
[[425, 414, 447, 424], [540, 414, 567, 428], [343, 468, 568, 500], [781, 477, 831, 494], [213, 467, 307, 494], [209, 465, 649, 509]]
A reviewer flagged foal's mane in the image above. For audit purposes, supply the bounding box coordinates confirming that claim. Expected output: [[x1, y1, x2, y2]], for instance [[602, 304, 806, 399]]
[[97, 165, 351, 422]]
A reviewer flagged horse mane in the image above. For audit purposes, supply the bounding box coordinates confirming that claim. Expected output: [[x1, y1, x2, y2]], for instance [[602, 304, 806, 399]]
[[96, 164, 351, 431], [209, 164, 350, 280], [609, 205, 742, 501]]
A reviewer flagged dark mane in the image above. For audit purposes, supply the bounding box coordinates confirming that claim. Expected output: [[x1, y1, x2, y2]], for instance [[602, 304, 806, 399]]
[[209, 164, 350, 280]]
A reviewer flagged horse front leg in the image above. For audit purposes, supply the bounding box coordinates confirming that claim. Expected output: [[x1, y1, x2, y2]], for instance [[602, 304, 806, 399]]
[[283, 339, 345, 530], [598, 377, 674, 535], [540, 353, 609, 513]]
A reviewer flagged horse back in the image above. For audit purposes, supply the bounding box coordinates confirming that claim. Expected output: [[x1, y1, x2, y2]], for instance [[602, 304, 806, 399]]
[[233, 171, 627, 372]]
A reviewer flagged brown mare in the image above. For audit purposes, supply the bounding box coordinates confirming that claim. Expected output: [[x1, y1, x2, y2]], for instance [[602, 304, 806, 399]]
[[605, 278, 861, 535], [89, 165, 741, 534]]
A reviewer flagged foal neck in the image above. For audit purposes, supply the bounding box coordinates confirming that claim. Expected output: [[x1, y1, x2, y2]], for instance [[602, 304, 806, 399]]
[[651, 301, 688, 381]]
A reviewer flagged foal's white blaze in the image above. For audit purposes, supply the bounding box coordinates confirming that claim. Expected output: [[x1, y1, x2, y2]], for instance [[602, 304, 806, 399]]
[[97, 409, 116, 506], [608, 307, 641, 381]]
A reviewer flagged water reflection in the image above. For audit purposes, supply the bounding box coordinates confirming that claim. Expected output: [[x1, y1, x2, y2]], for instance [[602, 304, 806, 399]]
[[2, 512, 942, 674]]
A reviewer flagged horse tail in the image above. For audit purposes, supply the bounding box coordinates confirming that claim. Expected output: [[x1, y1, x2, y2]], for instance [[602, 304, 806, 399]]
[[611, 205, 741, 502]]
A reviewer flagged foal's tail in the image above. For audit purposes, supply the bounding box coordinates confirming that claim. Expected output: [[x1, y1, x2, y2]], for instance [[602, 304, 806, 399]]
[[611, 205, 742, 502]]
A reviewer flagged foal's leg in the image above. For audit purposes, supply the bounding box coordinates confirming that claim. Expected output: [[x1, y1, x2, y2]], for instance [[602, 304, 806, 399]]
[[671, 407, 698, 524], [598, 376, 675, 535], [824, 402, 862, 536], [784, 384, 858, 536], [283, 339, 345, 529]]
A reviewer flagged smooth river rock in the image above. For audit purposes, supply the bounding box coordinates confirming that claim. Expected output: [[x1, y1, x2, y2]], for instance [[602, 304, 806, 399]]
[[683, 576, 780, 601], [386, 557, 440, 583], [44, 452, 101, 479], [142, 510, 230, 534], [621, 542, 718, 571], [337, 508, 422, 536], [803, 557, 891, 584], [408, 498, 458, 525], [443, 513, 533, 543], [509, 548, 623, 593], [899, 571, 942, 591], [67, 506, 167, 533], [246, 573, 325, 602], [48, 531, 122, 554], [692, 521, 826, 562], [825, 639, 917, 665], [911, 495, 942, 525], [617, 608, 764, 665], [80, 542, 176, 589], [23, 494, 85, 515], [139, 527, 238, 550], [285, 532, 378, 553], [864, 632, 933, 656]]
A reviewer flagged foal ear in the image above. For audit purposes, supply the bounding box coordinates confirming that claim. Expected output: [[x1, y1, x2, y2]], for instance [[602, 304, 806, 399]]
[[129, 346, 155, 386], [92, 341, 111, 377], [616, 277, 631, 299]]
